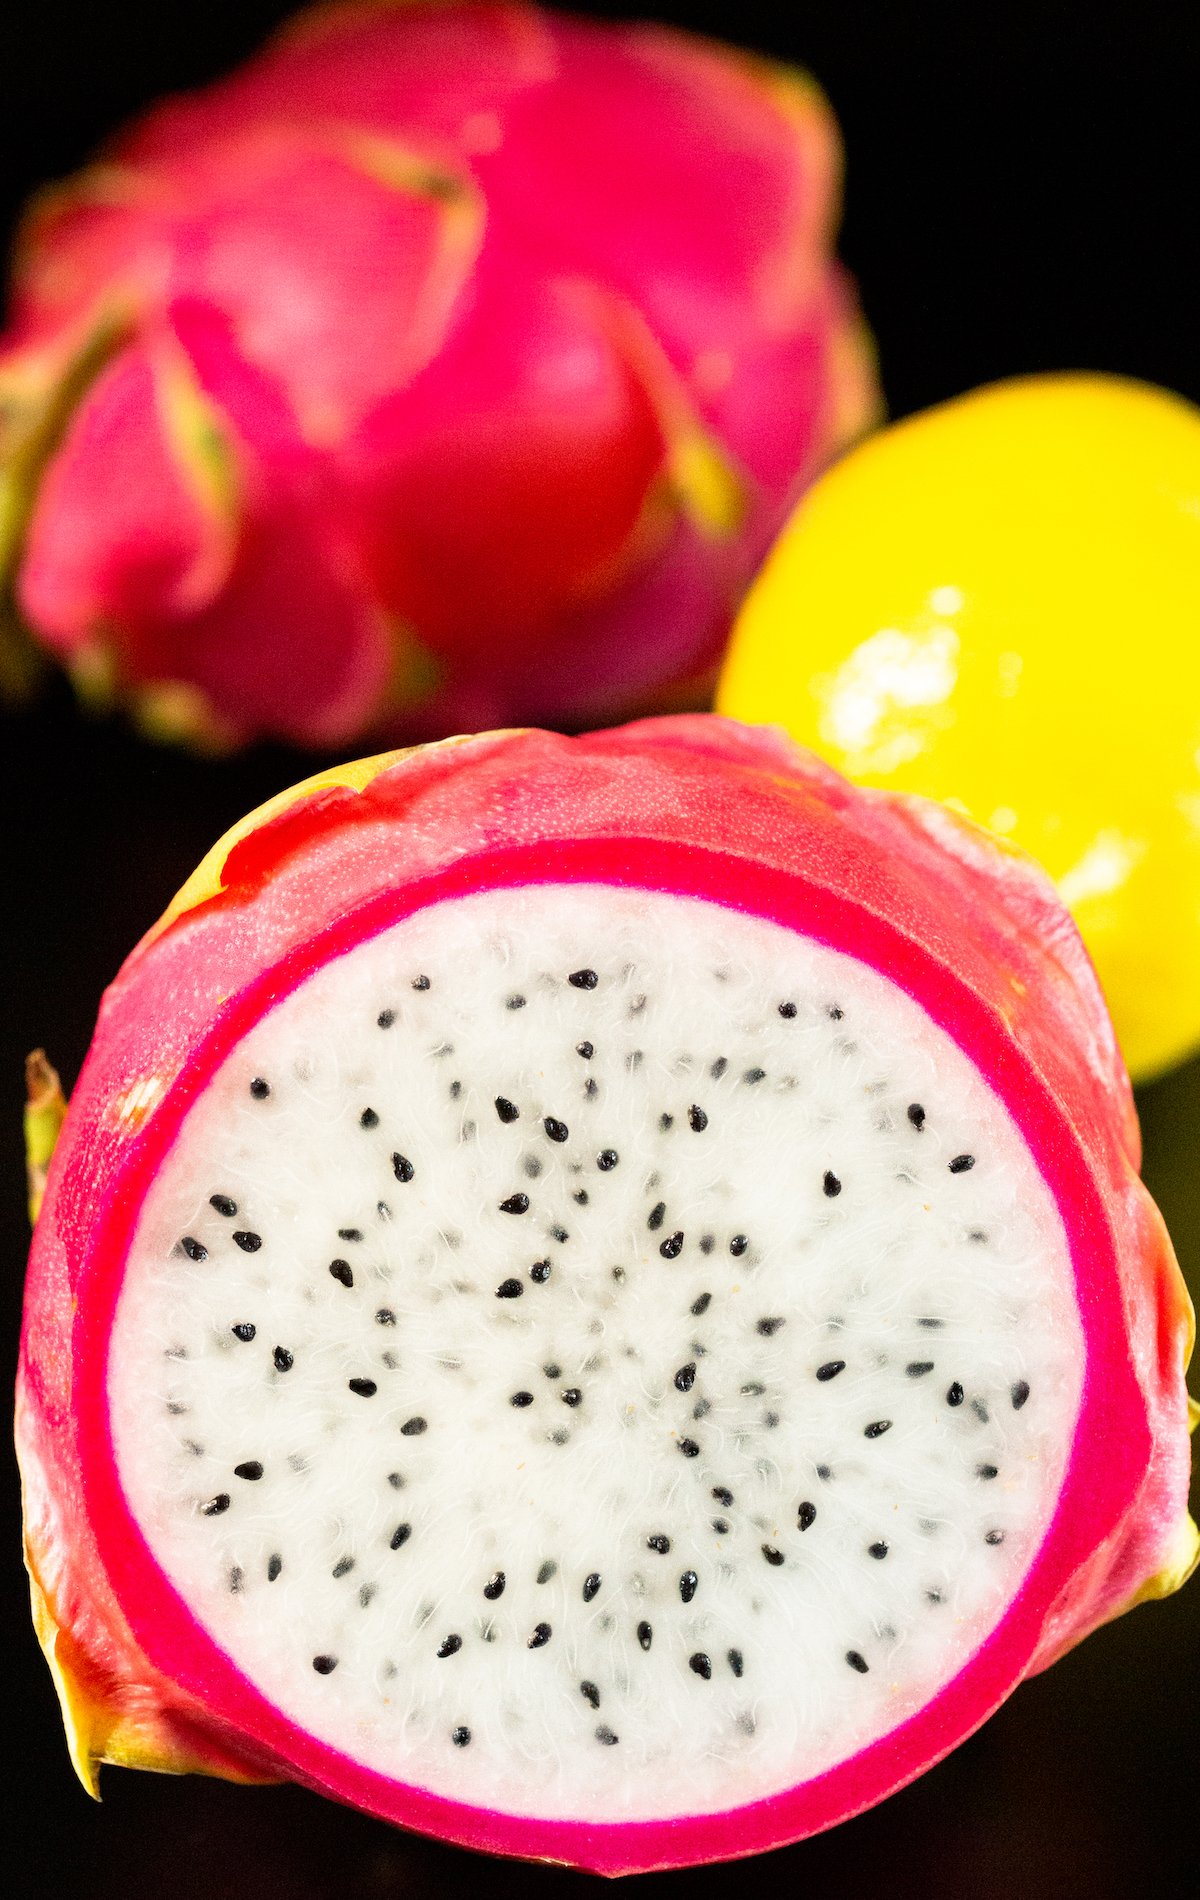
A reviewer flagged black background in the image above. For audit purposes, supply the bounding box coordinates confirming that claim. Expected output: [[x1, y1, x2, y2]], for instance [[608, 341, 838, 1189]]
[[2, 4, 1198, 1896]]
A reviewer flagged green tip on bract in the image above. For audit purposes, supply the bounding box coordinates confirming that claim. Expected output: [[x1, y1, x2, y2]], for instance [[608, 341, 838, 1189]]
[[25, 1049, 66, 1226]]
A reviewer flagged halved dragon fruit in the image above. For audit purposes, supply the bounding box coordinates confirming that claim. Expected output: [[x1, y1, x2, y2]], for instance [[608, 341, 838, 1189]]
[[17, 716, 1195, 1873]]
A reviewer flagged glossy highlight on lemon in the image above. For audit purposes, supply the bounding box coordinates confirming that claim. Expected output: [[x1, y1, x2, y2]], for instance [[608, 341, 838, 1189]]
[[718, 373, 1200, 1081]]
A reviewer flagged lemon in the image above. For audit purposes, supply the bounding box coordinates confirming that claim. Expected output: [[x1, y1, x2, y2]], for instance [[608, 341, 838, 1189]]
[[718, 373, 1200, 1081]]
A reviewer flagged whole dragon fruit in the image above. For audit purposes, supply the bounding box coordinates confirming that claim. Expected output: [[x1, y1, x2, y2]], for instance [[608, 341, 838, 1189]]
[[18, 715, 1195, 1873], [0, 1, 876, 747]]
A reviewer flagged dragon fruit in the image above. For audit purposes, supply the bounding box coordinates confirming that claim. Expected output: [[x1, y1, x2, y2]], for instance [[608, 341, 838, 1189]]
[[0, 1, 876, 748], [17, 715, 1194, 1874]]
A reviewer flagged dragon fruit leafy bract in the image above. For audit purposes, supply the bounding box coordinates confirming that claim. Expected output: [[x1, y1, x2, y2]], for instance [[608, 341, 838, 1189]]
[[17, 716, 1194, 1873], [0, 1, 876, 746]]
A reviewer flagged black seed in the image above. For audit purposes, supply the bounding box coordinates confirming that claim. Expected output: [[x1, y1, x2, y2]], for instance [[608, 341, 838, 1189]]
[[846, 1650, 869, 1674], [528, 1622, 552, 1649], [267, 1554, 282, 1581], [907, 1361, 935, 1377], [375, 1308, 396, 1326], [675, 1362, 697, 1393], [757, 1316, 786, 1337], [595, 1725, 619, 1746], [743, 1067, 766, 1085], [437, 1635, 462, 1658], [499, 1193, 530, 1215], [413, 975, 431, 991], [679, 1435, 701, 1460], [312, 1655, 337, 1674], [972, 1398, 990, 1423], [729, 1235, 749, 1257], [573, 1189, 588, 1205], [927, 1589, 944, 1604], [583, 1573, 601, 1603], [712, 1517, 729, 1533], [544, 1116, 569, 1143], [231, 1322, 256, 1342], [349, 1378, 377, 1397], [339, 1227, 363, 1242], [511, 1391, 534, 1407], [646, 1534, 671, 1554], [561, 1388, 582, 1407], [977, 1463, 1000, 1480], [576, 1041, 594, 1059], [390, 1523, 412, 1549], [387, 1472, 405, 1490], [232, 1230, 262, 1255], [209, 1195, 237, 1217], [496, 1277, 524, 1299], [692, 1292, 712, 1315], [401, 1416, 427, 1436], [710, 1057, 728, 1079], [689, 1652, 712, 1680], [918, 1316, 945, 1329], [986, 1529, 1006, 1546], [273, 1347, 293, 1372], [1012, 1380, 1031, 1410], [358, 1583, 377, 1607], [762, 1544, 784, 1567], [553, 1226, 569, 1242], [907, 1103, 926, 1130], [537, 1561, 558, 1584], [816, 1359, 846, 1381], [495, 1096, 520, 1123], [947, 1382, 965, 1407], [524, 1156, 543, 1179], [687, 1105, 709, 1133], [948, 1153, 976, 1173], [764, 1410, 780, 1428], [864, 1419, 893, 1439], [234, 1461, 263, 1482], [741, 1381, 765, 1396], [392, 1153, 415, 1182], [712, 1486, 734, 1507], [596, 1149, 619, 1172], [868, 1540, 889, 1560], [377, 1009, 396, 1029], [201, 1493, 230, 1516], [778, 1002, 798, 1018], [728, 1648, 744, 1676], [179, 1236, 207, 1262], [530, 1260, 552, 1283], [449, 1080, 462, 1099], [580, 1680, 601, 1708], [828, 1005, 844, 1021], [660, 1231, 684, 1259], [659, 1111, 674, 1130], [451, 1726, 471, 1746], [647, 1201, 666, 1231], [679, 1570, 698, 1603], [329, 1259, 354, 1288], [798, 1501, 817, 1531], [569, 968, 599, 989], [637, 1621, 653, 1650], [816, 1464, 832, 1480], [249, 1078, 271, 1100], [544, 1362, 562, 1379], [483, 1571, 506, 1600], [332, 1557, 355, 1579], [359, 1107, 380, 1129], [823, 1170, 842, 1197], [506, 994, 526, 1010]]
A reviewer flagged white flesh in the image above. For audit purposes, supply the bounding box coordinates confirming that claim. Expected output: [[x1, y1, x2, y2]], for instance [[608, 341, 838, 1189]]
[[111, 884, 1083, 1821]]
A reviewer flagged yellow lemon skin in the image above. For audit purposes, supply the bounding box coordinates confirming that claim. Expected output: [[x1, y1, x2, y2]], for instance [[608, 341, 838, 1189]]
[[718, 373, 1200, 1082]]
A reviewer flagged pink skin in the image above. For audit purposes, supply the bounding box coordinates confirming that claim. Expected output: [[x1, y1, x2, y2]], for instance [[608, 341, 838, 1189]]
[[17, 715, 1193, 1874], [1, 1, 877, 746]]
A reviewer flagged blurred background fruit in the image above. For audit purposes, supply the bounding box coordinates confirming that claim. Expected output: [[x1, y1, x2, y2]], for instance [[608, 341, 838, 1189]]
[[719, 373, 1200, 1082], [0, 0, 876, 748]]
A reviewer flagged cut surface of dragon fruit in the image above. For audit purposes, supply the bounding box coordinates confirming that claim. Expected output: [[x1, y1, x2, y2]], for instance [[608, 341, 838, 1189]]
[[18, 717, 1195, 1873]]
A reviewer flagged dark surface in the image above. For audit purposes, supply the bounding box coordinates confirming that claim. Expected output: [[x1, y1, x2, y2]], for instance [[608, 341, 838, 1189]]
[[2, 3, 1198, 1896]]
